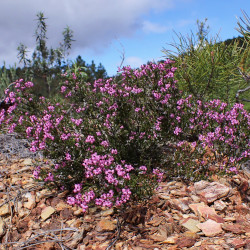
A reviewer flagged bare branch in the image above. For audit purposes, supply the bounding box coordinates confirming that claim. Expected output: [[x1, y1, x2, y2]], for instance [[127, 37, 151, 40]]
[[113, 38, 126, 69], [235, 67, 250, 102]]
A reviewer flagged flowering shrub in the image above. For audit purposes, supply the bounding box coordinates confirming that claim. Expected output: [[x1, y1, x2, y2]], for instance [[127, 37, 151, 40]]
[[0, 61, 249, 213], [164, 97, 250, 180]]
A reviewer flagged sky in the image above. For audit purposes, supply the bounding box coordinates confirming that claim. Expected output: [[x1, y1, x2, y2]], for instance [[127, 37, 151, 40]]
[[0, 0, 249, 76]]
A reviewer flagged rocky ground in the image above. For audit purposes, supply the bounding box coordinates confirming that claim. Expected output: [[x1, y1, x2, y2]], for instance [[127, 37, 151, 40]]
[[0, 134, 249, 249]]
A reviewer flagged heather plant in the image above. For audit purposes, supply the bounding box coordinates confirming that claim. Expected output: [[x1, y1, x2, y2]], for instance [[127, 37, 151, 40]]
[[1, 60, 249, 214], [164, 97, 250, 180], [0, 61, 180, 212]]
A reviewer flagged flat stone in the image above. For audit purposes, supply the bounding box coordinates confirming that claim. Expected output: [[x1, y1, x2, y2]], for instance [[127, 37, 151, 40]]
[[189, 202, 205, 216], [235, 204, 249, 215], [0, 216, 6, 237], [222, 223, 246, 234], [224, 217, 236, 222], [200, 244, 224, 250], [55, 201, 69, 211], [23, 192, 36, 209], [197, 205, 224, 223], [191, 195, 201, 203], [176, 236, 196, 248], [227, 238, 247, 248], [96, 219, 116, 232], [197, 219, 223, 237], [194, 181, 230, 203], [99, 208, 114, 217], [170, 198, 190, 213], [183, 231, 199, 239], [170, 190, 187, 196], [73, 208, 83, 216], [20, 158, 33, 166], [161, 235, 179, 244], [213, 200, 227, 211], [197, 205, 216, 218], [158, 223, 174, 237], [147, 216, 164, 227], [0, 204, 10, 216], [40, 206, 56, 221], [206, 214, 224, 223], [149, 233, 167, 242], [181, 218, 200, 233], [158, 194, 171, 200], [18, 208, 30, 218]]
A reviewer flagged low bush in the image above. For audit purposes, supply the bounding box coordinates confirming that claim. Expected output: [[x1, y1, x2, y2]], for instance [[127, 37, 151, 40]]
[[0, 60, 249, 213]]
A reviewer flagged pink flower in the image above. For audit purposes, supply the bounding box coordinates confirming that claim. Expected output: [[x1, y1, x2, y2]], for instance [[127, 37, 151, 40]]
[[101, 140, 109, 147], [139, 166, 147, 174], [111, 149, 118, 154], [73, 184, 82, 193], [174, 127, 182, 135], [61, 86, 67, 93], [85, 135, 95, 144], [65, 153, 71, 161], [67, 197, 76, 205], [33, 170, 40, 179], [48, 106, 55, 112]]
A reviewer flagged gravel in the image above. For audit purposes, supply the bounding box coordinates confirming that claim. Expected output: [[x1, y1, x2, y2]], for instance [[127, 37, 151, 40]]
[[0, 132, 43, 159]]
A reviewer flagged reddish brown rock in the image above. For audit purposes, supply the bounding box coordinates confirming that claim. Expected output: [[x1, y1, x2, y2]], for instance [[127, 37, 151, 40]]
[[147, 216, 164, 226], [199, 244, 224, 250], [40, 206, 56, 221], [222, 223, 246, 234], [0, 216, 6, 237], [0, 204, 10, 216], [196, 206, 224, 223], [206, 214, 224, 223], [96, 219, 116, 232], [161, 235, 179, 244], [194, 181, 230, 203], [189, 202, 206, 216], [176, 236, 196, 248], [197, 219, 223, 237], [181, 217, 200, 233], [227, 238, 247, 249], [169, 198, 190, 213], [23, 192, 36, 209], [60, 208, 73, 220], [235, 204, 249, 215], [213, 200, 227, 211], [149, 233, 166, 242]]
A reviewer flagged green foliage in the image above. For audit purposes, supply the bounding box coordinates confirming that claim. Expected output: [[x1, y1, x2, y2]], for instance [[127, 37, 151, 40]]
[[162, 17, 249, 109], [0, 63, 18, 99], [234, 10, 250, 108]]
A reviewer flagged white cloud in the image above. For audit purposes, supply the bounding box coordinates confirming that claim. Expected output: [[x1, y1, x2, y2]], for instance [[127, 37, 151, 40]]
[[0, 0, 177, 65], [142, 21, 170, 34]]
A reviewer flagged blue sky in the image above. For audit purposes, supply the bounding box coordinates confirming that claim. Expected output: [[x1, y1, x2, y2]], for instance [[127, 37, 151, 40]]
[[0, 0, 249, 76]]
